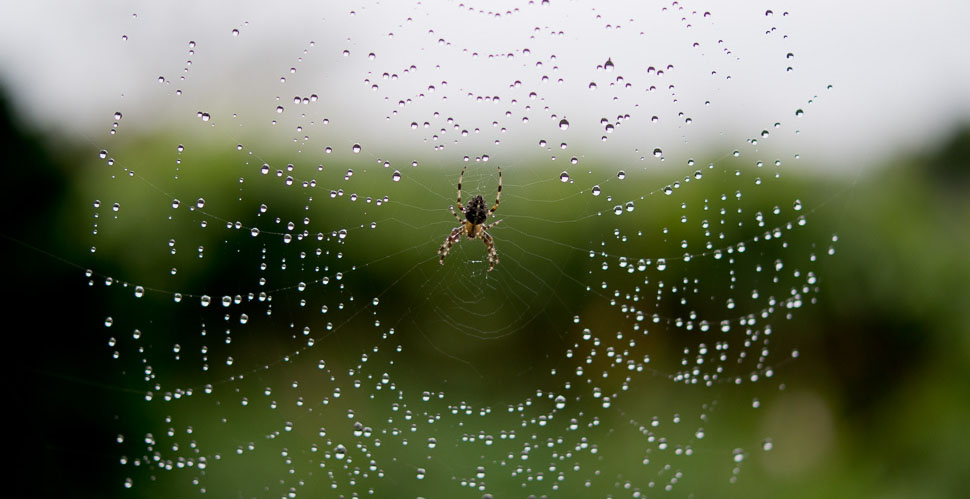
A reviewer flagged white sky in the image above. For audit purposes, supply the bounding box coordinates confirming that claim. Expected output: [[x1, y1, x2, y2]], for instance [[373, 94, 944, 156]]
[[1, 0, 968, 171]]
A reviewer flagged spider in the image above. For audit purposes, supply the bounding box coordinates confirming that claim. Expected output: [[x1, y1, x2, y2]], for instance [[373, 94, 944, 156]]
[[438, 165, 503, 271]]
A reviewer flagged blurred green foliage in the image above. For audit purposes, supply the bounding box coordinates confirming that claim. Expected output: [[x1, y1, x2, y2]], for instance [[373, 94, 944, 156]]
[[4, 89, 969, 497]]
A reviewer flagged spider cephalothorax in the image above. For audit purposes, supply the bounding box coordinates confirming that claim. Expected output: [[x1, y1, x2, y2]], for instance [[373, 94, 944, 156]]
[[438, 166, 502, 271]]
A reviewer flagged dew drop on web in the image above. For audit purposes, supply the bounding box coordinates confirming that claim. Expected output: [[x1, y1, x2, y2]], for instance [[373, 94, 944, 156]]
[[82, 3, 840, 497]]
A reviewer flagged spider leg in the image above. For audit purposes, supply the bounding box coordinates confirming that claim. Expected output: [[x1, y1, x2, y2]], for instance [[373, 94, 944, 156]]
[[456, 165, 467, 212], [483, 218, 502, 230], [438, 225, 465, 265], [489, 165, 502, 215], [480, 229, 498, 272], [449, 204, 463, 222]]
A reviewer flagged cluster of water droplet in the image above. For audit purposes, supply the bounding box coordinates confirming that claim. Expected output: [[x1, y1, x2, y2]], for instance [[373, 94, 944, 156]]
[[89, 2, 833, 496]]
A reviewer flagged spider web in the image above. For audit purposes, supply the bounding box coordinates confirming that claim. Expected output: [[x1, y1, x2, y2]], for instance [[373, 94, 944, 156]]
[[71, 1, 839, 496]]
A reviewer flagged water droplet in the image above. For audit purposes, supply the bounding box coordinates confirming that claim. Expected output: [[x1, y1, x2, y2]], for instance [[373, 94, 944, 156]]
[[604, 58, 614, 71], [559, 171, 570, 182], [352, 143, 361, 153], [196, 198, 205, 209], [555, 395, 566, 409], [591, 185, 601, 196], [653, 148, 663, 158], [617, 170, 626, 180], [392, 170, 401, 182], [200, 295, 211, 307], [793, 199, 802, 211], [559, 118, 569, 130], [416, 468, 426, 480], [134, 286, 144, 298]]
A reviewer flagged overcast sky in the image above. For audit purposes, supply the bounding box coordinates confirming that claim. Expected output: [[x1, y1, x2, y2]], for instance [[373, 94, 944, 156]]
[[2, 0, 968, 171]]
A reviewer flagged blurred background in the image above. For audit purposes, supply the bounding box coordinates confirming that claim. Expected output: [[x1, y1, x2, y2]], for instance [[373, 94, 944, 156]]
[[3, 1, 969, 497]]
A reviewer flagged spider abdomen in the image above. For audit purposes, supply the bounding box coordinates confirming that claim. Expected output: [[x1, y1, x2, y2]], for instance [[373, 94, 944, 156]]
[[464, 195, 488, 225]]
